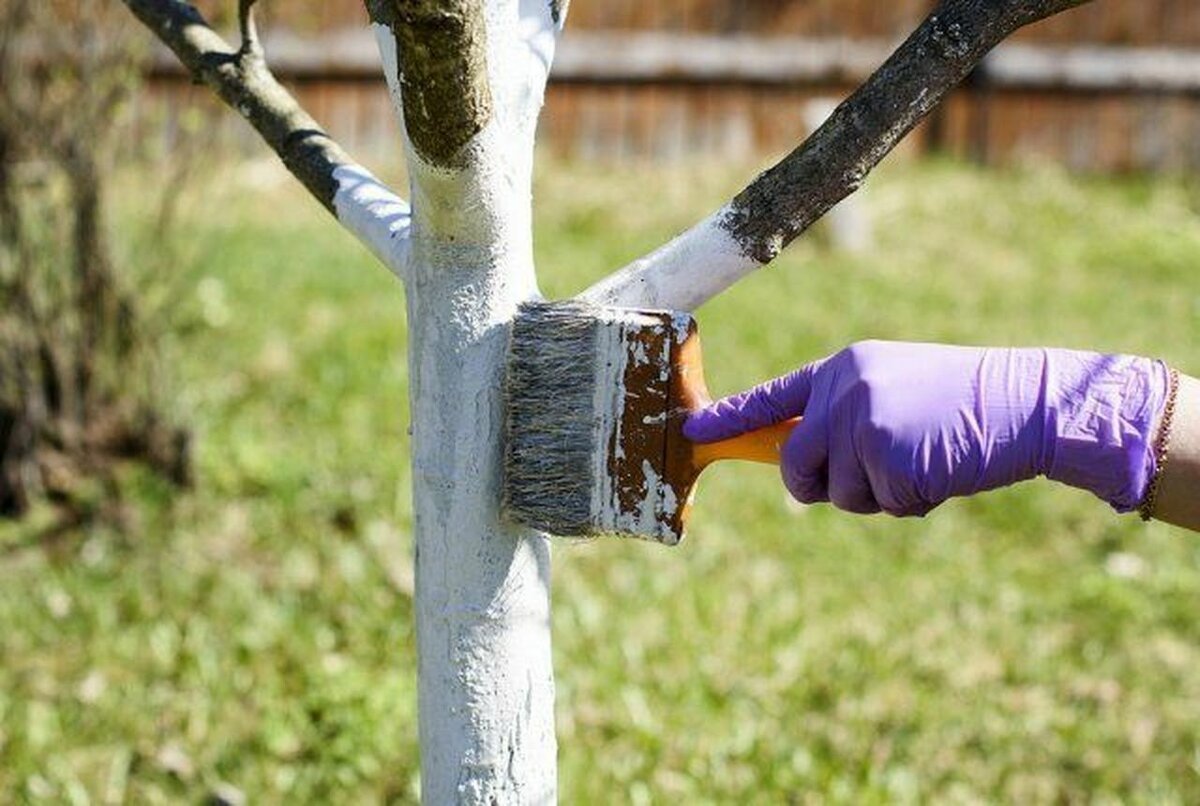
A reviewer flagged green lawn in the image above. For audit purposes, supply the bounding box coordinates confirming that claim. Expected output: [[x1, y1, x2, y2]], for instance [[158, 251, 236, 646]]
[[3, 154, 1200, 803]]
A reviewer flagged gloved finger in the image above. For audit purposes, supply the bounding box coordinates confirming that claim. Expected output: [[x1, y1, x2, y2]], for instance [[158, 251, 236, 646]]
[[885, 499, 937, 518], [684, 357, 829, 444], [866, 463, 939, 519], [827, 450, 882, 514], [780, 413, 830, 504]]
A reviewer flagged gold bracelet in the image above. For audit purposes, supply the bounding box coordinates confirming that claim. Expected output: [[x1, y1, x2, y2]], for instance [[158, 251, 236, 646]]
[[1140, 366, 1181, 522]]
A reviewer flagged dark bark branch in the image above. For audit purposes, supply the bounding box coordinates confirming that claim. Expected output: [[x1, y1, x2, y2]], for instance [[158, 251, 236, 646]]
[[237, 0, 262, 60], [366, 0, 492, 169], [120, 0, 354, 215], [581, 0, 1093, 311], [723, 0, 1092, 264]]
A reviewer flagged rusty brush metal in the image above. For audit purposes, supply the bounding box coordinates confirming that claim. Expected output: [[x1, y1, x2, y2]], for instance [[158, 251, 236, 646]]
[[502, 300, 698, 545]]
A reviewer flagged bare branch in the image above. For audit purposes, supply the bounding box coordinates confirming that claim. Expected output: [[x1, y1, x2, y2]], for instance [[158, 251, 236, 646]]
[[121, 0, 411, 278], [582, 0, 1093, 311], [237, 0, 262, 59]]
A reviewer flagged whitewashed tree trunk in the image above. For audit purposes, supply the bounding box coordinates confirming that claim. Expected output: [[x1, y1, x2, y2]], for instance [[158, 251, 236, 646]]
[[402, 219, 554, 801], [369, 2, 562, 800], [391, 58, 557, 806], [122, 0, 562, 799]]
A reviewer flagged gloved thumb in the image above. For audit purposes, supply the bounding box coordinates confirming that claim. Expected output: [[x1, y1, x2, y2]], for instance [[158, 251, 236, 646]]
[[683, 357, 828, 444]]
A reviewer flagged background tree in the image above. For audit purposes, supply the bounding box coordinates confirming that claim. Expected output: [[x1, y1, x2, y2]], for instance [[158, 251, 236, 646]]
[[1, 0, 190, 521], [120, 0, 1090, 800]]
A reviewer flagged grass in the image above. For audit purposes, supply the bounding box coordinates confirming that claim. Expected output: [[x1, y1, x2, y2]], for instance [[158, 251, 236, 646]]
[[2, 153, 1200, 803]]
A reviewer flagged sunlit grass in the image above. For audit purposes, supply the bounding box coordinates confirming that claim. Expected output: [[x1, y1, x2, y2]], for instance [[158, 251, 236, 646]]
[[2, 154, 1199, 802]]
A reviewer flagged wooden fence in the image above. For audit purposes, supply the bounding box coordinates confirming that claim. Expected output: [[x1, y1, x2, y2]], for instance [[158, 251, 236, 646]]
[[136, 2, 1200, 172], [190, 0, 1200, 45]]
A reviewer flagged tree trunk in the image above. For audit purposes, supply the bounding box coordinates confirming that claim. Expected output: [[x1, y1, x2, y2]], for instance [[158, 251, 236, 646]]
[[405, 218, 556, 803], [400, 132, 555, 800], [370, 3, 562, 799]]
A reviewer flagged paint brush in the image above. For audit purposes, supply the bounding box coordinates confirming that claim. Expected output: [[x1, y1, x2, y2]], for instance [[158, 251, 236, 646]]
[[502, 300, 799, 545]]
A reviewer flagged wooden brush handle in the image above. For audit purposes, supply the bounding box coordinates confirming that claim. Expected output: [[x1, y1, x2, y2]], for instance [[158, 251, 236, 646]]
[[691, 418, 802, 469]]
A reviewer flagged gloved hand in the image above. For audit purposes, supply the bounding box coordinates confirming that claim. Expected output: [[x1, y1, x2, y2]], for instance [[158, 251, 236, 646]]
[[684, 341, 1171, 516]]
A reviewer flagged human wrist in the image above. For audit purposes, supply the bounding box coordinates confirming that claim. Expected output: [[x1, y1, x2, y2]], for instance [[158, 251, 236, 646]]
[[1147, 374, 1200, 528], [1041, 352, 1171, 512]]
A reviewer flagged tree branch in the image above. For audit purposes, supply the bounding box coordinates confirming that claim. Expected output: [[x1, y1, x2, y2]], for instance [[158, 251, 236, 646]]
[[581, 0, 1093, 311], [121, 0, 411, 279], [237, 0, 262, 59]]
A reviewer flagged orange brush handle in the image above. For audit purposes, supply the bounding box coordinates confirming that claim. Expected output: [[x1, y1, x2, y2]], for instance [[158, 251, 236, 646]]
[[691, 418, 801, 469]]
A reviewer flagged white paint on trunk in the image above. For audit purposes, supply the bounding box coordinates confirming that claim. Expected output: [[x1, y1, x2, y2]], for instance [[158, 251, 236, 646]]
[[579, 208, 760, 312], [403, 115, 552, 803], [371, 23, 405, 132], [374, 1, 563, 801], [331, 164, 412, 279]]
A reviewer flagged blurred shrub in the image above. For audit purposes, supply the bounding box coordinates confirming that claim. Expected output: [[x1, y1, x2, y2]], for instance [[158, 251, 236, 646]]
[[0, 1, 190, 519]]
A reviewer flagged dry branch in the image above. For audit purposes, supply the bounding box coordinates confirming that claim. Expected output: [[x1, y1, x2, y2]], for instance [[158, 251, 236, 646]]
[[2, 1, 192, 517], [121, 0, 410, 277], [121, 0, 346, 210], [582, 0, 1094, 311]]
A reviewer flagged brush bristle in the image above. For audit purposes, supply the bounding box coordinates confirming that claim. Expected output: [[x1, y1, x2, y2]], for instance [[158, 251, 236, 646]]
[[502, 300, 607, 536], [502, 300, 694, 543]]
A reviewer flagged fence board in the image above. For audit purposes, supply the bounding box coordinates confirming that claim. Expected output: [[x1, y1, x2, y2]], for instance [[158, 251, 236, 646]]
[[181, 0, 1200, 45], [128, 18, 1200, 173]]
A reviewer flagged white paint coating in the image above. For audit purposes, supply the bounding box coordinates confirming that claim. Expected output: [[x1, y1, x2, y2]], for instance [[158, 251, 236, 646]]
[[662, 481, 679, 517], [591, 312, 628, 524], [669, 311, 694, 344], [639, 459, 664, 524], [578, 206, 760, 312], [371, 23, 405, 132], [587, 311, 682, 544], [372, 1, 563, 802], [331, 164, 411, 279]]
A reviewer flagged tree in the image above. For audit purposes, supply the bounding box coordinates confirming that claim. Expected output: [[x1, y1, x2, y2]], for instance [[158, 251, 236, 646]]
[[120, 0, 1091, 800]]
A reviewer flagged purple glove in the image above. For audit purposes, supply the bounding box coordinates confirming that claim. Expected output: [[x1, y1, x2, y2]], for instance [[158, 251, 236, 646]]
[[684, 341, 1171, 516]]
